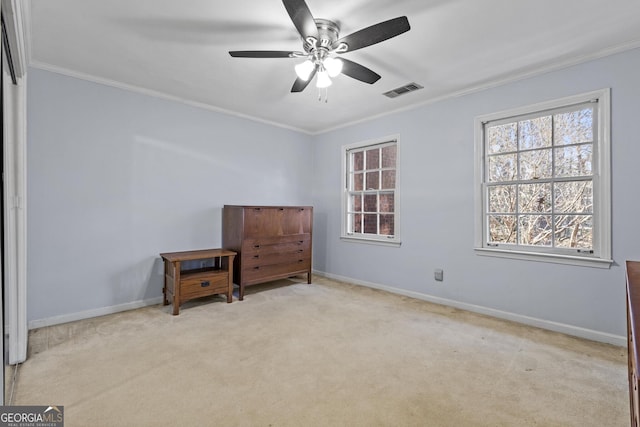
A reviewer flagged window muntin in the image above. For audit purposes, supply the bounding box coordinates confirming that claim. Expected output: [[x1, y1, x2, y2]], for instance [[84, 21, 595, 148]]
[[475, 89, 611, 267], [343, 138, 400, 245]]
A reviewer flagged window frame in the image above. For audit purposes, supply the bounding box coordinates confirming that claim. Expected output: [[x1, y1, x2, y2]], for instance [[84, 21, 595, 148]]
[[474, 89, 612, 268], [341, 135, 401, 247]]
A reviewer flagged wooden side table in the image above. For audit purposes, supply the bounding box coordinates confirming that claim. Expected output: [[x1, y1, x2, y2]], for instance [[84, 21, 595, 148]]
[[160, 248, 236, 315]]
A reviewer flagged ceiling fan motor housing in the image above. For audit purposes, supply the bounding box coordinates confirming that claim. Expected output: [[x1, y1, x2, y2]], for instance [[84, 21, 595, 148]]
[[304, 19, 340, 56]]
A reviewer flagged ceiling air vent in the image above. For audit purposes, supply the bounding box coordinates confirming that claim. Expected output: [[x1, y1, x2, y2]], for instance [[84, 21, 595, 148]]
[[383, 82, 424, 98]]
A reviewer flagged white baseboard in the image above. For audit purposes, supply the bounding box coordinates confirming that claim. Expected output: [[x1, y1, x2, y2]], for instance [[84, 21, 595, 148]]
[[313, 270, 626, 347], [27, 297, 164, 330]]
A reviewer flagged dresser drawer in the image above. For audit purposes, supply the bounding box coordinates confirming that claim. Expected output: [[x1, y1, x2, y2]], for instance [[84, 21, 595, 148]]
[[180, 271, 229, 299], [243, 207, 311, 237], [243, 259, 310, 283], [244, 249, 311, 268], [243, 234, 310, 250], [243, 239, 309, 257]]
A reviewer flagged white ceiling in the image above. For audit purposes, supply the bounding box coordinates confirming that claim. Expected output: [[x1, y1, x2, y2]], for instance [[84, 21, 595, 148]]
[[26, 0, 640, 134]]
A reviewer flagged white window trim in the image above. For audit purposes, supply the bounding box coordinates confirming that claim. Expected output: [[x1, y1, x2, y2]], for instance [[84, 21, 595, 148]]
[[341, 135, 401, 247], [474, 89, 612, 268]]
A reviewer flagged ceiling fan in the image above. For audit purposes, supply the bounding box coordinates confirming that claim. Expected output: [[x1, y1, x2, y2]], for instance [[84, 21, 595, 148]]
[[229, 0, 410, 94]]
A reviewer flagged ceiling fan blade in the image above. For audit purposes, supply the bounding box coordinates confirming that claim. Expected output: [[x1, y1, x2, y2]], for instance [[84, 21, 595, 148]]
[[229, 50, 296, 58], [282, 0, 318, 41], [340, 58, 381, 84], [333, 16, 410, 52], [291, 66, 318, 92]]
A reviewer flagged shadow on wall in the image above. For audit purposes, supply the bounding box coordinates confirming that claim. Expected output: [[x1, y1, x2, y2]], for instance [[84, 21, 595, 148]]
[[110, 257, 164, 307], [312, 210, 328, 272]]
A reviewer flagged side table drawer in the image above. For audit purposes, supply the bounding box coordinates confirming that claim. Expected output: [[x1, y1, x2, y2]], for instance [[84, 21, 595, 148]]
[[180, 273, 229, 299]]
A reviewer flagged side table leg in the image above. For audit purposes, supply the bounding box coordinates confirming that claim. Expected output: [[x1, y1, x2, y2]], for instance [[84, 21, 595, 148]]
[[162, 260, 169, 305], [172, 261, 181, 315], [226, 255, 234, 303]]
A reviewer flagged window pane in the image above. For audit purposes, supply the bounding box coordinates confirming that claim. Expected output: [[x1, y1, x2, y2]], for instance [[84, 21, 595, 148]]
[[381, 170, 395, 189], [488, 153, 517, 182], [353, 151, 364, 171], [519, 116, 551, 150], [488, 185, 516, 213], [554, 181, 592, 213], [379, 193, 394, 213], [364, 194, 377, 212], [518, 183, 552, 213], [350, 194, 362, 212], [554, 108, 593, 145], [366, 171, 379, 190], [488, 215, 517, 243], [519, 215, 552, 246], [351, 213, 362, 233], [382, 145, 397, 168], [380, 214, 394, 235], [487, 123, 517, 154], [554, 144, 592, 177], [366, 149, 379, 170], [353, 173, 363, 191], [519, 148, 552, 180], [554, 215, 592, 249], [363, 214, 377, 234]]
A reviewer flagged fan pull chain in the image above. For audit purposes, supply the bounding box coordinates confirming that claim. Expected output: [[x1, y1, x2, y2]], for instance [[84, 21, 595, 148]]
[[317, 88, 329, 103]]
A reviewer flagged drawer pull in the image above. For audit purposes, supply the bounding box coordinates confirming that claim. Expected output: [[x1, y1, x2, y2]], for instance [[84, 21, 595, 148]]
[[298, 259, 304, 263], [200, 281, 210, 288], [253, 266, 260, 270], [298, 249, 304, 253], [298, 241, 304, 244], [254, 245, 260, 249], [279, 208, 284, 211], [253, 255, 260, 259]]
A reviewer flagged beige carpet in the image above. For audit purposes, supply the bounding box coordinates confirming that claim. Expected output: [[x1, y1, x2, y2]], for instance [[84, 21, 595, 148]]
[[11, 276, 628, 426]]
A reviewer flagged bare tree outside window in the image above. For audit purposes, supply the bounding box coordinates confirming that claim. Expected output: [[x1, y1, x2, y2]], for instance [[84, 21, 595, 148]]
[[485, 104, 595, 250]]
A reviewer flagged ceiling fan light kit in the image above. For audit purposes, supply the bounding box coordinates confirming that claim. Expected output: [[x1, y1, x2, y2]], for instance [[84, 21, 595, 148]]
[[295, 59, 315, 81], [229, 0, 411, 100], [315, 69, 332, 88]]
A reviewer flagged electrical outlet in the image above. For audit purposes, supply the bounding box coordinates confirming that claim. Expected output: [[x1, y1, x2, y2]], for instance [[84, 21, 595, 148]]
[[434, 269, 444, 282]]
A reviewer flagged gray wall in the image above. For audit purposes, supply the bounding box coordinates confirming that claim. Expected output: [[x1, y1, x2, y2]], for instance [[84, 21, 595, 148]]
[[27, 68, 313, 323], [311, 47, 640, 342], [27, 47, 640, 342]]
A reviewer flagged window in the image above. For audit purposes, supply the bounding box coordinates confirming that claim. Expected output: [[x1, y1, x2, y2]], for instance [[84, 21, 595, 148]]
[[342, 137, 400, 246], [474, 89, 611, 268]]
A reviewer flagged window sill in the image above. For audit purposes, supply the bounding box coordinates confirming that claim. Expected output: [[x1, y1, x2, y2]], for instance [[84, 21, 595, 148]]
[[475, 247, 612, 269], [341, 236, 401, 248]]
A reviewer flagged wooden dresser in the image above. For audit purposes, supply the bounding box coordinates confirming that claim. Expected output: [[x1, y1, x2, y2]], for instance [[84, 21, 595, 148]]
[[628, 260, 640, 426], [222, 205, 312, 300]]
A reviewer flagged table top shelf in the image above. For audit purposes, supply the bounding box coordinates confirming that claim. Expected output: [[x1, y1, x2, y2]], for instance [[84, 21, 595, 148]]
[[160, 248, 237, 262]]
